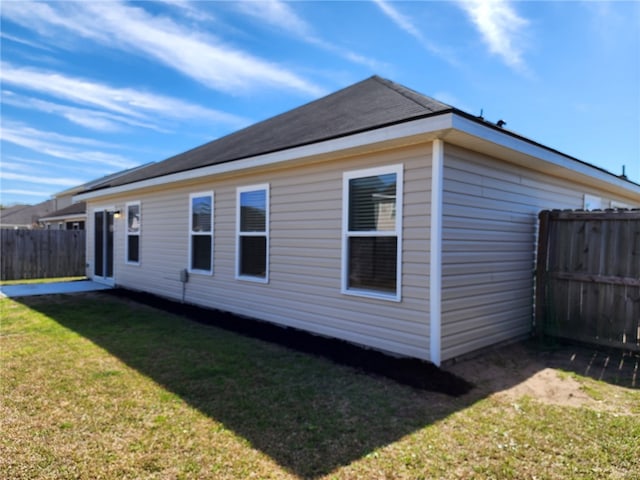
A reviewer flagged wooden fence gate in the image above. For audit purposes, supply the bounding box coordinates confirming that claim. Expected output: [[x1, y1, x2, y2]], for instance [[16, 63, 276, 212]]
[[535, 209, 640, 351], [1, 229, 86, 281]]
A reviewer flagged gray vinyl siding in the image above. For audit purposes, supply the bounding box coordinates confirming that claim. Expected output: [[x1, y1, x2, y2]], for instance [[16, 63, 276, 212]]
[[440, 144, 635, 360], [88, 143, 433, 360]]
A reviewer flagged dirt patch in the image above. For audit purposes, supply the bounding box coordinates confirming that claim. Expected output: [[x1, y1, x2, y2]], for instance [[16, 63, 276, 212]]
[[449, 341, 638, 410], [494, 368, 594, 407], [449, 345, 594, 407]]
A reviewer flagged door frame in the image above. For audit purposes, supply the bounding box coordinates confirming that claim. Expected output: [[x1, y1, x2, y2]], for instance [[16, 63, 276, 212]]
[[92, 206, 117, 286]]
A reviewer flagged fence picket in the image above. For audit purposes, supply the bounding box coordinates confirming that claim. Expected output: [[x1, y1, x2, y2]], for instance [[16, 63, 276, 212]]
[[1, 229, 86, 281], [537, 210, 640, 351]]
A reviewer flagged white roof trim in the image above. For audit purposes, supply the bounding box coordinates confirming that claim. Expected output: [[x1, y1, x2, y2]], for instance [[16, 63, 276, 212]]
[[448, 115, 638, 193], [40, 213, 87, 222], [75, 112, 640, 201]]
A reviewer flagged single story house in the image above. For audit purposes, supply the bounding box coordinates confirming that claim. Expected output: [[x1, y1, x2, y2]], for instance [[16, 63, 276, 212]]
[[39, 163, 155, 230], [40, 201, 87, 230], [0, 200, 56, 229], [76, 76, 640, 365]]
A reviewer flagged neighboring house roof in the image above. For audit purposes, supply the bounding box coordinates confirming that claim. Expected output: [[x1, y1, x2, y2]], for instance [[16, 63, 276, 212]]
[[1, 163, 152, 227], [78, 75, 639, 198], [0, 200, 56, 228], [40, 163, 155, 223], [40, 201, 87, 222]]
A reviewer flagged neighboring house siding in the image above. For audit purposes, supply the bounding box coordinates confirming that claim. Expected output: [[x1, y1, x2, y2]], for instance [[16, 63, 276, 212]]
[[440, 144, 635, 360], [91, 143, 433, 359]]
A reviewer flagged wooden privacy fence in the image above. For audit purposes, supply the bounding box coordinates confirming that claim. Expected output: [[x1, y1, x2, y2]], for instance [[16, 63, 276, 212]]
[[536, 209, 640, 351], [1, 229, 86, 281]]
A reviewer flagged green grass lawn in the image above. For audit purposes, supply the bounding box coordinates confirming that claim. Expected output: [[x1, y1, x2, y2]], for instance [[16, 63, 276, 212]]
[[1, 294, 638, 479]]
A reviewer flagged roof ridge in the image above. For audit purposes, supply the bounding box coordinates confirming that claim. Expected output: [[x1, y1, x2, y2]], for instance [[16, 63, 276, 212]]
[[80, 76, 454, 192], [371, 75, 453, 112]]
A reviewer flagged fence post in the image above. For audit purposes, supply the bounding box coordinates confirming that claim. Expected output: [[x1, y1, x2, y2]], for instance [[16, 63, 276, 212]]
[[535, 210, 551, 339]]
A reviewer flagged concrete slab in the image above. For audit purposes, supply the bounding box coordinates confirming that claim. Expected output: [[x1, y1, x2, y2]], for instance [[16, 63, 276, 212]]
[[0, 280, 111, 298]]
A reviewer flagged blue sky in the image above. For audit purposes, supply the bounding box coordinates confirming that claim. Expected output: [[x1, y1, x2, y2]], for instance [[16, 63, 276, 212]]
[[1, 0, 639, 206]]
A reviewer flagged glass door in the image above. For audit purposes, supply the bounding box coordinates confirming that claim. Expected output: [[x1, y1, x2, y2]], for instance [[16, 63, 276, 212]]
[[94, 210, 115, 284]]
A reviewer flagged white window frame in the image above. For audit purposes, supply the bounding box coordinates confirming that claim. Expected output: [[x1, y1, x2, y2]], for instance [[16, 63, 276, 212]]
[[125, 201, 141, 265], [583, 193, 602, 210], [611, 200, 632, 209], [236, 183, 269, 283], [188, 191, 214, 275], [341, 164, 403, 302]]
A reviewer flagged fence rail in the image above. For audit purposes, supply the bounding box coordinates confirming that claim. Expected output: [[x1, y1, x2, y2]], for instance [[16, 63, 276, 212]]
[[1, 229, 86, 281], [535, 209, 640, 351]]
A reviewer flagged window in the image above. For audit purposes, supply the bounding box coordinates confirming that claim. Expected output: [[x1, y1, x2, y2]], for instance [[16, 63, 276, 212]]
[[189, 192, 213, 274], [126, 202, 141, 264], [237, 184, 269, 282], [583, 194, 602, 210], [342, 165, 403, 300], [66, 221, 81, 230]]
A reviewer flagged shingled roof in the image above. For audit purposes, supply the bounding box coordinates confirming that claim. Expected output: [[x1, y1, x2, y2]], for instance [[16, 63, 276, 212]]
[[0, 200, 56, 228], [40, 201, 87, 221], [84, 76, 453, 192]]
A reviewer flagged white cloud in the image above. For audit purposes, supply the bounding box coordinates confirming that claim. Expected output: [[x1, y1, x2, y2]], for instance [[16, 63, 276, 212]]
[[0, 64, 249, 131], [237, 0, 311, 38], [1, 0, 323, 96], [0, 159, 52, 176], [1, 156, 51, 168], [0, 171, 82, 187], [2, 122, 115, 148], [59, 111, 131, 132], [1, 122, 136, 169], [0, 32, 54, 52], [0, 188, 56, 197], [0, 2, 106, 44], [374, 0, 425, 43], [373, 0, 459, 67], [157, 0, 217, 23], [236, 0, 384, 70], [2, 91, 142, 132], [457, 0, 530, 73]]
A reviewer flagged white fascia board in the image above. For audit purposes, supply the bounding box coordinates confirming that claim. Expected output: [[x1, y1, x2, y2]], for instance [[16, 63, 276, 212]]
[[449, 115, 640, 195], [40, 214, 87, 222], [75, 114, 454, 202]]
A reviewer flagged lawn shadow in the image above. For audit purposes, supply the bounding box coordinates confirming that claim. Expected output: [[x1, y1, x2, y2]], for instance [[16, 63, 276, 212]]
[[15, 291, 635, 478]]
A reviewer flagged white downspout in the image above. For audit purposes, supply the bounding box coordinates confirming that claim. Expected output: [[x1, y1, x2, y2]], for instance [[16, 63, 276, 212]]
[[430, 139, 444, 366]]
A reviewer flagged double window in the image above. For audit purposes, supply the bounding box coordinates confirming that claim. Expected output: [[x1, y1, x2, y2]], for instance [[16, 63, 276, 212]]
[[126, 202, 140, 264], [189, 192, 214, 274], [342, 165, 403, 301], [237, 184, 269, 282]]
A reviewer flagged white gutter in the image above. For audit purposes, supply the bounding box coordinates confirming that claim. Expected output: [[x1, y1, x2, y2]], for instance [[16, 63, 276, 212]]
[[39, 214, 86, 222], [429, 139, 444, 366], [449, 115, 639, 193]]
